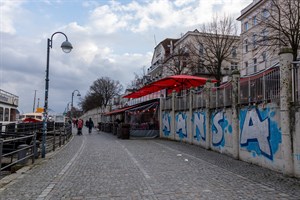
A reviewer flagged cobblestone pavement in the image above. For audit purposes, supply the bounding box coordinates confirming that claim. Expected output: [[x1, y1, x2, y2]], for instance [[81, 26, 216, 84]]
[[1, 127, 300, 200]]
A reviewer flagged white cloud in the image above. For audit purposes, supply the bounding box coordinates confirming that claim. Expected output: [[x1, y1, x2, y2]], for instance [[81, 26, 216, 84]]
[[174, 0, 196, 7], [89, 5, 128, 34], [0, 1, 23, 34], [0, 0, 253, 113]]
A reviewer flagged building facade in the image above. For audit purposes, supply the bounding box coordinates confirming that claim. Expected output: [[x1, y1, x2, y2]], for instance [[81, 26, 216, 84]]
[[237, 0, 300, 76]]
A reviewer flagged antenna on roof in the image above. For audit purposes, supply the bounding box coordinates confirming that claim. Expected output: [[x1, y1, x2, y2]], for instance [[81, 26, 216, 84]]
[[154, 34, 157, 46]]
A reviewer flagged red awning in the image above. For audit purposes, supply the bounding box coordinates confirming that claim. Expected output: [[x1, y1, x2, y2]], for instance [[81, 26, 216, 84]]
[[104, 105, 137, 115], [124, 75, 217, 99]]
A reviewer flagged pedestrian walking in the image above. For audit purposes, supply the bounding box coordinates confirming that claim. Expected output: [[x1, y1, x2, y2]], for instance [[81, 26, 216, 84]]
[[77, 118, 83, 135], [88, 118, 94, 134]]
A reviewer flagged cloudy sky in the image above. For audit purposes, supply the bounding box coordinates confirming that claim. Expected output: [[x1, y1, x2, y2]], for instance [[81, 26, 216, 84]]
[[0, 0, 252, 114]]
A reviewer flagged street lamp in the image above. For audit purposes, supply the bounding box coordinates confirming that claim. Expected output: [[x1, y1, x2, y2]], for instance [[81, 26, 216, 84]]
[[71, 89, 81, 121], [64, 102, 71, 116], [42, 31, 73, 158]]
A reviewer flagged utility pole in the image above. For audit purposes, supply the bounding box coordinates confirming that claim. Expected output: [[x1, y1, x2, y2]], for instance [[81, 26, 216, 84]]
[[33, 90, 37, 112]]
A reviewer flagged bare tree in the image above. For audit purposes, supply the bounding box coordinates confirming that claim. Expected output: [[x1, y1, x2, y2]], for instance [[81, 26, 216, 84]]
[[90, 77, 123, 108], [257, 0, 300, 61], [127, 66, 149, 89], [79, 92, 103, 112], [163, 46, 192, 75], [188, 15, 240, 84], [80, 77, 123, 111]]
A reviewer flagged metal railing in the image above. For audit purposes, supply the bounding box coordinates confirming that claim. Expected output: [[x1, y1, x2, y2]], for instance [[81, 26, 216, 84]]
[[175, 93, 190, 111], [192, 89, 206, 109], [0, 133, 36, 171], [210, 81, 232, 108], [239, 67, 280, 105], [162, 96, 172, 110], [1, 122, 72, 174], [160, 66, 283, 111]]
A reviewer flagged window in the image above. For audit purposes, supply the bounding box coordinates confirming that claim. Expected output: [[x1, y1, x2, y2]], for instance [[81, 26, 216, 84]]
[[244, 39, 248, 53], [262, 51, 267, 61], [0, 107, 3, 121], [253, 58, 257, 72], [252, 34, 257, 48], [10, 109, 16, 121], [231, 62, 238, 70], [199, 43, 204, 55], [245, 61, 249, 74], [244, 21, 249, 31], [261, 29, 268, 45], [4, 108, 9, 121], [253, 16, 257, 26], [262, 9, 269, 20], [231, 46, 237, 58]]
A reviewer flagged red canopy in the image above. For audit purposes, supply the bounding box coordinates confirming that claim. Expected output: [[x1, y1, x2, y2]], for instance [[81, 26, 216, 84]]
[[124, 75, 216, 99]]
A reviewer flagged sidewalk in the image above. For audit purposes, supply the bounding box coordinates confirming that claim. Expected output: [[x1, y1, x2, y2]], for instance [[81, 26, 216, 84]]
[[0, 127, 300, 199]]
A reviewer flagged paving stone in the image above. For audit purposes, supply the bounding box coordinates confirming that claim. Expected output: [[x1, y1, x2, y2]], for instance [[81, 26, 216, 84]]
[[0, 127, 300, 199]]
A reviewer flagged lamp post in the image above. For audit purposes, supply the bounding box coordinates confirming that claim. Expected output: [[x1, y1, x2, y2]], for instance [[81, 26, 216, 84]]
[[64, 102, 71, 117], [71, 89, 81, 122], [42, 32, 73, 158]]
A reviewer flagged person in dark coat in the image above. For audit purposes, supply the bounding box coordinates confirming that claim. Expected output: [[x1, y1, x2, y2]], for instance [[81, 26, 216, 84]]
[[88, 118, 94, 134]]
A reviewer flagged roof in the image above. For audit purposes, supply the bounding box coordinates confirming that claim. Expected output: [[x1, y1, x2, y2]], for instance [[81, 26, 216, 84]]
[[237, 0, 265, 21]]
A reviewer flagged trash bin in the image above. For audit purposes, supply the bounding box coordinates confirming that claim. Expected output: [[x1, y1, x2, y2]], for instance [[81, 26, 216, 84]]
[[120, 123, 130, 139], [17, 144, 29, 164], [113, 123, 118, 135]]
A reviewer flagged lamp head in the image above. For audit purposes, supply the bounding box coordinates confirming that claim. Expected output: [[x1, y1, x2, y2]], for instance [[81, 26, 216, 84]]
[[77, 93, 81, 97], [61, 40, 73, 53]]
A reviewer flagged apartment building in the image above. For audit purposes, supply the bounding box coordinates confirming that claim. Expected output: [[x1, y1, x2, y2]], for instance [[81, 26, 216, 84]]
[[237, 0, 286, 76], [147, 29, 240, 83], [171, 29, 240, 80], [147, 38, 179, 83]]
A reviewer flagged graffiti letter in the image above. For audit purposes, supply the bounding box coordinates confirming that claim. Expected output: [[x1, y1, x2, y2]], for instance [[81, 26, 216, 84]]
[[193, 112, 205, 141], [176, 113, 187, 139], [240, 109, 270, 157], [162, 113, 171, 136], [212, 112, 224, 146]]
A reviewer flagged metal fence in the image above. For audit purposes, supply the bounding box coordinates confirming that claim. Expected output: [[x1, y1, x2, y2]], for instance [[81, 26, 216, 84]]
[[210, 82, 232, 108], [160, 66, 283, 111], [192, 89, 206, 109], [0, 122, 72, 174], [239, 67, 280, 105], [162, 96, 172, 110], [175, 93, 190, 111]]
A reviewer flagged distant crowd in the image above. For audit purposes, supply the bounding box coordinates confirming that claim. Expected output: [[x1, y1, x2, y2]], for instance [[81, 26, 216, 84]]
[[72, 117, 94, 135]]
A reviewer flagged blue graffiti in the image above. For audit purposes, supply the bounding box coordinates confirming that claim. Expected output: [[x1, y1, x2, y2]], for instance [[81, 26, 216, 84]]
[[211, 111, 231, 147], [162, 112, 171, 136], [240, 107, 281, 160], [176, 112, 187, 139], [192, 111, 206, 141]]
